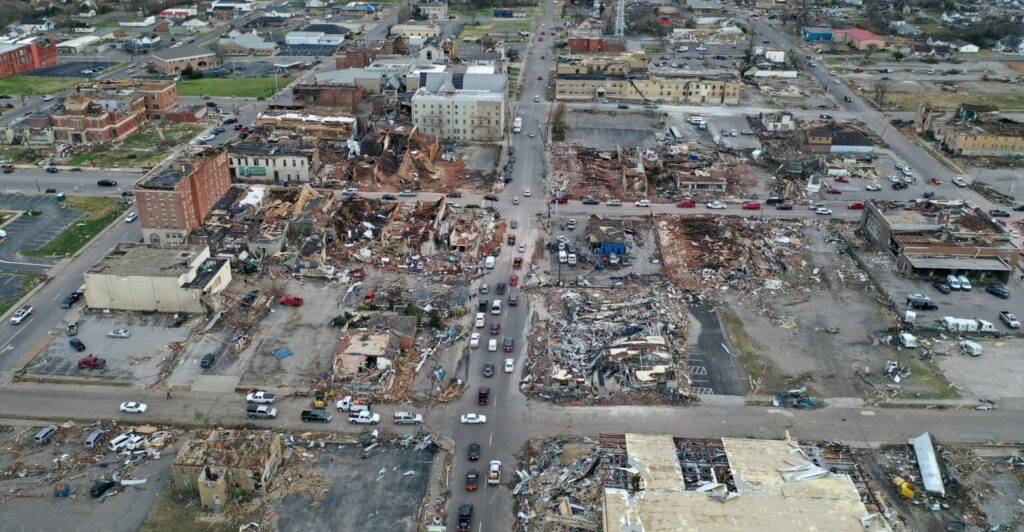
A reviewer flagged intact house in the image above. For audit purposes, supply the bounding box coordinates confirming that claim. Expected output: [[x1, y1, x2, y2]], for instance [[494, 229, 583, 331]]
[[859, 200, 1019, 283], [149, 46, 219, 75], [85, 243, 232, 314]]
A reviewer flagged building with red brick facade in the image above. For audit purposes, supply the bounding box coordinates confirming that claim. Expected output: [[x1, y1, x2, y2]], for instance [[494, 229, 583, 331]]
[[291, 83, 364, 112], [52, 88, 147, 144], [567, 29, 626, 54], [334, 36, 405, 69], [135, 148, 232, 245], [0, 37, 57, 78]]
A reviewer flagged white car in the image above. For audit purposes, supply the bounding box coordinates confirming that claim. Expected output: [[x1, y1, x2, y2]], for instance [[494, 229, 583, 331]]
[[10, 305, 33, 325], [999, 311, 1020, 329], [865, 184, 881, 191], [196, 133, 216, 143], [475, 312, 485, 328], [829, 70, 837, 76], [952, 177, 968, 187], [523, 188, 531, 197], [504, 358, 515, 373], [887, 175, 900, 183], [470, 332, 481, 348], [119, 402, 148, 414], [706, 201, 726, 209], [815, 207, 833, 215], [635, 199, 651, 207], [108, 328, 131, 339], [518, 243, 525, 252], [460, 413, 487, 424], [533, 95, 540, 102], [832, 79, 840, 84], [42, 94, 54, 101], [124, 211, 138, 223], [901, 175, 914, 184]]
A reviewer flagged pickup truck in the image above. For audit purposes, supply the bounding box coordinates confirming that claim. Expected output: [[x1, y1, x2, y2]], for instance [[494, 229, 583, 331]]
[[348, 411, 381, 425], [246, 404, 278, 419], [77, 354, 106, 369], [246, 391, 277, 404]]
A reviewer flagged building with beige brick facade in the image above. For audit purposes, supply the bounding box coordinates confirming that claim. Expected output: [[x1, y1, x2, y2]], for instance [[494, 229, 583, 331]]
[[555, 74, 741, 104], [149, 46, 219, 75], [135, 148, 232, 245]]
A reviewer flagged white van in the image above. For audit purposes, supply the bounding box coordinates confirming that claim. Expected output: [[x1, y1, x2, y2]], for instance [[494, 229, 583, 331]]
[[491, 299, 502, 315], [957, 275, 971, 290], [567, 253, 578, 265], [558, 250, 568, 263], [485, 256, 495, 269], [513, 117, 523, 134], [475, 312, 486, 328], [488, 339, 498, 352], [108, 432, 133, 452], [946, 274, 962, 290]]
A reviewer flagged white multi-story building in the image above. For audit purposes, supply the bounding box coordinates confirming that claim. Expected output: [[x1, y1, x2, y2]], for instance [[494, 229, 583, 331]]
[[411, 73, 507, 142], [227, 139, 317, 183]]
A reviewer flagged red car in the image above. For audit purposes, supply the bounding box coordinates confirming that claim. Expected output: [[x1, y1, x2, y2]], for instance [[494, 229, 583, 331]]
[[465, 470, 479, 491], [550, 197, 568, 204], [279, 295, 304, 306], [741, 201, 761, 210], [827, 187, 842, 194], [847, 201, 865, 209], [77, 354, 106, 369], [834, 175, 849, 183], [677, 199, 696, 208], [509, 275, 519, 287], [931, 177, 943, 185]]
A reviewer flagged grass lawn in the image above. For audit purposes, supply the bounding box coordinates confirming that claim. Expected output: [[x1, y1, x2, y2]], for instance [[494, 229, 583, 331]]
[[718, 305, 784, 395], [0, 76, 81, 96], [176, 76, 295, 98], [0, 147, 50, 164], [452, 5, 492, 17], [0, 272, 42, 317], [883, 91, 1024, 110], [460, 20, 532, 40], [24, 197, 125, 257], [890, 358, 960, 400], [66, 121, 206, 168]]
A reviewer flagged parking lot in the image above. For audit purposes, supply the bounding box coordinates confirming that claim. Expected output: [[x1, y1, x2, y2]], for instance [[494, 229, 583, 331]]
[[23, 312, 191, 385], [0, 194, 80, 265], [937, 337, 1024, 405], [562, 109, 661, 149], [276, 44, 340, 56], [706, 116, 760, 150], [26, 61, 118, 78], [543, 215, 662, 284]]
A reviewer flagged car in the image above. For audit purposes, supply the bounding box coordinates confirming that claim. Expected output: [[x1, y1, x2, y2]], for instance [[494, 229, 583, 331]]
[[301, 409, 332, 423], [906, 293, 938, 310], [537, 74, 543, 80], [819, 113, 832, 119], [930, 177, 943, 185], [832, 79, 840, 84], [458, 503, 473, 531], [923, 191, 935, 199], [987, 283, 1011, 299], [523, 188, 531, 197], [96, 179, 117, 187], [636, 199, 651, 207], [617, 103, 629, 109], [348, 411, 381, 424], [470, 332, 481, 348], [247, 404, 277, 419], [42, 94, 54, 102], [865, 184, 881, 191], [124, 211, 138, 223], [829, 70, 837, 76], [196, 133, 215, 142], [901, 175, 914, 184], [381, 193, 398, 200], [892, 182, 908, 190], [77, 354, 106, 369], [843, 95, 852, 102], [484, 193, 499, 201], [677, 199, 696, 208], [742, 201, 761, 209], [989, 209, 1011, 218], [509, 275, 519, 287], [212, 127, 225, 135], [504, 358, 515, 373], [279, 294, 304, 306], [517, 243, 525, 253], [69, 337, 86, 352], [90, 476, 118, 498], [533, 95, 540, 102], [465, 469, 480, 491], [503, 337, 514, 352], [834, 175, 849, 183], [496, 282, 507, 294], [119, 402, 148, 414], [482, 363, 494, 377], [488, 460, 502, 485], [952, 177, 968, 187], [582, 196, 600, 205], [887, 175, 901, 184], [529, 132, 536, 138], [490, 322, 501, 336], [223, 117, 238, 125], [246, 391, 277, 404], [815, 207, 833, 215], [200, 352, 216, 369], [847, 201, 864, 209], [999, 311, 1020, 328], [607, 199, 622, 206], [108, 328, 131, 339], [399, 189, 416, 197], [460, 413, 487, 424], [61, 289, 85, 308], [446, 190, 463, 198], [706, 201, 726, 209], [742, 129, 754, 135], [46, 166, 59, 173], [467, 442, 481, 461], [776, 200, 794, 210], [933, 281, 951, 294]]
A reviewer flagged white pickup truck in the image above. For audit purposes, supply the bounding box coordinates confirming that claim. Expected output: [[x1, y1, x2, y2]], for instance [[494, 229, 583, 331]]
[[348, 411, 381, 425], [245, 391, 277, 404]]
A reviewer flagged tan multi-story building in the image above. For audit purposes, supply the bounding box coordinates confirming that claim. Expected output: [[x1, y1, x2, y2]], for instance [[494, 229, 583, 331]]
[[135, 148, 232, 245], [555, 51, 650, 76], [555, 74, 741, 104], [172, 431, 283, 511], [412, 73, 507, 142], [943, 122, 1024, 156]]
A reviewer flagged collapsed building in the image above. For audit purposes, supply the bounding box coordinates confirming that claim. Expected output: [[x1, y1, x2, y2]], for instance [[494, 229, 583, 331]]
[[513, 435, 890, 531], [859, 200, 1019, 282], [526, 287, 691, 403], [171, 430, 284, 512]]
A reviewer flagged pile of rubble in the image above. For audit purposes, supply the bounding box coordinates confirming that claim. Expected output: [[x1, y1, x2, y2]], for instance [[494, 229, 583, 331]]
[[523, 285, 693, 405], [513, 438, 602, 531], [655, 215, 822, 291]]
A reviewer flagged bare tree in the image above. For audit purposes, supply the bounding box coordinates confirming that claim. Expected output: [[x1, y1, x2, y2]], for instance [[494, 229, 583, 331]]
[[873, 77, 889, 107]]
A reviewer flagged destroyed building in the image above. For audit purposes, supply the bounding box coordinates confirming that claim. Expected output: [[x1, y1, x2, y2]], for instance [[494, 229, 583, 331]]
[[171, 430, 284, 511], [859, 200, 1019, 282], [586, 216, 640, 256], [254, 109, 358, 140], [530, 287, 690, 403], [333, 331, 401, 380]]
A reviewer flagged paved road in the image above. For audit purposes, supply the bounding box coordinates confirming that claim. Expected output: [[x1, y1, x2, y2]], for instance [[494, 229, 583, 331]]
[[0, 168, 142, 196]]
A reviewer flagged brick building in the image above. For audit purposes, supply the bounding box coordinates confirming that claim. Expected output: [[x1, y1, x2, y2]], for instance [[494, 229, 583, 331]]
[[0, 37, 57, 78], [334, 37, 405, 69], [291, 83, 364, 112], [135, 148, 232, 245], [567, 29, 626, 53], [52, 88, 147, 144], [149, 46, 218, 75]]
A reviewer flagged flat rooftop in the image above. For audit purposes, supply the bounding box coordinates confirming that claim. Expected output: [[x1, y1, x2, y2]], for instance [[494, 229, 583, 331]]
[[903, 254, 1012, 272], [89, 243, 207, 277], [138, 165, 191, 190]]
